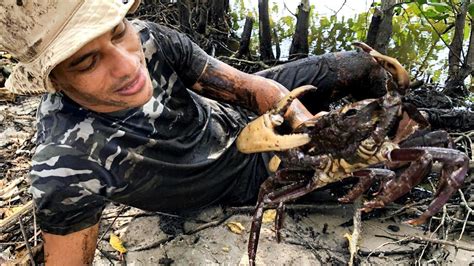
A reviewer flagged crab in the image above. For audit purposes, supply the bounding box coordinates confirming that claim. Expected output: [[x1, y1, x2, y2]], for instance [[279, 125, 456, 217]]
[[236, 42, 469, 266]]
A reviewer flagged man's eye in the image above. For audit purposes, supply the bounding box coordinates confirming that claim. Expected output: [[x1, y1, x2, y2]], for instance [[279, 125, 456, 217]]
[[78, 56, 97, 72]]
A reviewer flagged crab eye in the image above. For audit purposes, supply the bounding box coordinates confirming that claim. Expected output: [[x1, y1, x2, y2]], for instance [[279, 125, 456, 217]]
[[344, 109, 357, 116]]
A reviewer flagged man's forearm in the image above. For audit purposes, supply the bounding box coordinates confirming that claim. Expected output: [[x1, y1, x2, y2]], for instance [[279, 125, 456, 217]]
[[43, 223, 99, 265], [193, 58, 313, 128], [263, 78, 314, 128]]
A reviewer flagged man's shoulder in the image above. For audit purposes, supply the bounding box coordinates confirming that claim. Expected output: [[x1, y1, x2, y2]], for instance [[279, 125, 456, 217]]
[[37, 93, 85, 126], [35, 93, 107, 148], [131, 19, 178, 36], [131, 19, 181, 47]]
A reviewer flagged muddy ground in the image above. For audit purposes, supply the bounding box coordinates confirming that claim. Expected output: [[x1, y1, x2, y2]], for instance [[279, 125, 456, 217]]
[[93, 197, 473, 265]]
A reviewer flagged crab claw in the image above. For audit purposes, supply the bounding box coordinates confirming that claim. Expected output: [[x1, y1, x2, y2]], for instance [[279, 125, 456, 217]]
[[352, 41, 410, 93], [236, 85, 315, 154]]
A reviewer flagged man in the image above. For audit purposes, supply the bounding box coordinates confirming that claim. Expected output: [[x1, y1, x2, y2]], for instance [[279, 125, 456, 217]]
[[1, 0, 318, 264], [1, 0, 391, 264]]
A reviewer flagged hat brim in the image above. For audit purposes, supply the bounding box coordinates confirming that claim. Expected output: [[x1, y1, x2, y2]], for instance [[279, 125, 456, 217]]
[[6, 0, 140, 94]]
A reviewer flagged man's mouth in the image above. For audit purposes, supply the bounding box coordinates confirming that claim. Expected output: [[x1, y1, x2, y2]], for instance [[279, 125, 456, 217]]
[[115, 68, 146, 96]]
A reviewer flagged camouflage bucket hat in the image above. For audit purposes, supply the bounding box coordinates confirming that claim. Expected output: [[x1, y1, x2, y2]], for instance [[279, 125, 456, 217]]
[[0, 0, 141, 94]]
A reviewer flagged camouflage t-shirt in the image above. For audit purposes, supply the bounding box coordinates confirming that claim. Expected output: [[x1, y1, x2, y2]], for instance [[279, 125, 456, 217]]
[[29, 21, 269, 235]]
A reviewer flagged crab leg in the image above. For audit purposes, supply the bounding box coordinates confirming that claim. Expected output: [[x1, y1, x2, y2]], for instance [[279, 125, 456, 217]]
[[248, 151, 330, 266], [338, 168, 396, 203], [236, 85, 316, 153], [363, 147, 468, 225], [275, 202, 285, 243], [399, 130, 452, 149], [404, 147, 468, 225], [248, 170, 313, 266], [248, 200, 265, 266], [362, 148, 433, 212]]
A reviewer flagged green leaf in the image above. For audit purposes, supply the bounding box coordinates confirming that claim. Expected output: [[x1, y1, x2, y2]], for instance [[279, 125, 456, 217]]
[[469, 3, 474, 18], [423, 9, 440, 18], [394, 6, 403, 16], [427, 2, 450, 13], [281, 15, 294, 27], [271, 2, 279, 14], [417, 0, 427, 5]]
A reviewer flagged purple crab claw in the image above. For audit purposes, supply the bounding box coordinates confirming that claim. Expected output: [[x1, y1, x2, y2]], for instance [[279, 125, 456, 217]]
[[352, 41, 410, 93]]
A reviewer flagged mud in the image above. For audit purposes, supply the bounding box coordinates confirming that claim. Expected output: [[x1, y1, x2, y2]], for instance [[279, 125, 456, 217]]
[[94, 194, 474, 265]]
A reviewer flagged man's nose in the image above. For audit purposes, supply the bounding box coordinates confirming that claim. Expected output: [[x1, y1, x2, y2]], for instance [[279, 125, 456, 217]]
[[109, 46, 137, 79]]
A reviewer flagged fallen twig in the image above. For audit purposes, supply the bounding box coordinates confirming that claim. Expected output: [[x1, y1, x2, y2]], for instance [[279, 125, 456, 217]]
[[359, 245, 424, 256], [19, 217, 35, 266], [97, 205, 127, 243], [184, 213, 231, 235], [381, 198, 431, 221], [364, 237, 409, 262], [0, 241, 23, 245], [32, 204, 37, 246], [457, 189, 473, 240], [0, 200, 33, 232], [418, 205, 447, 264], [386, 232, 474, 252], [96, 205, 126, 264], [345, 199, 362, 266], [217, 56, 270, 69], [0, 176, 24, 198], [226, 203, 345, 214]]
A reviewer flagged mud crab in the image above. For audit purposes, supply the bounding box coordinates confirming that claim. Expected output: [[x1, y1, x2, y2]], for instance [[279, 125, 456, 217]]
[[236, 42, 469, 265]]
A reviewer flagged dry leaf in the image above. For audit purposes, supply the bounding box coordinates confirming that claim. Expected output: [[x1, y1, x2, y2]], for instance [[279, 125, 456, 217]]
[[109, 233, 127, 254], [262, 209, 276, 224], [1, 53, 12, 59], [225, 221, 245, 234], [4, 206, 23, 218]]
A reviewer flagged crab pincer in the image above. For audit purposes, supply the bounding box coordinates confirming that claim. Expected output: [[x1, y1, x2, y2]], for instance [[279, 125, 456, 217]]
[[236, 85, 316, 153], [352, 41, 410, 92]]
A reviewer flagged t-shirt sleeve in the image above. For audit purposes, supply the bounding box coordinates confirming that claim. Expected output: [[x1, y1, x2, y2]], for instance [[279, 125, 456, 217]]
[[29, 144, 107, 235], [144, 21, 210, 87]]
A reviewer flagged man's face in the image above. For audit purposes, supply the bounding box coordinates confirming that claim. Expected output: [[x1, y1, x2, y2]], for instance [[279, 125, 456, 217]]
[[51, 19, 153, 113]]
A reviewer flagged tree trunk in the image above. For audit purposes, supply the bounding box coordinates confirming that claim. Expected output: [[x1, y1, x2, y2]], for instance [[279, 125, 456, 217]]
[[289, 0, 310, 60], [196, 0, 208, 34], [178, 0, 192, 34], [209, 0, 229, 31], [258, 0, 274, 60], [273, 28, 281, 60], [366, 8, 382, 48], [444, 0, 471, 97], [236, 16, 254, 59], [366, 0, 395, 54]]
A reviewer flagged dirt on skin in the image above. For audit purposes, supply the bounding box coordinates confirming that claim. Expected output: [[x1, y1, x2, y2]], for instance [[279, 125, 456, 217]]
[[94, 192, 474, 265]]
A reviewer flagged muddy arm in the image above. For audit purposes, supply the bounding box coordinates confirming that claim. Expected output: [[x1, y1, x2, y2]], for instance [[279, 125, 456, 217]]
[[255, 50, 388, 113], [193, 57, 313, 128], [43, 223, 99, 265]]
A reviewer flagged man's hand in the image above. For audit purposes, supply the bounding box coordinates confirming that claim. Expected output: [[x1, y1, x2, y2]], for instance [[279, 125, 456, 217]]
[[43, 223, 99, 265]]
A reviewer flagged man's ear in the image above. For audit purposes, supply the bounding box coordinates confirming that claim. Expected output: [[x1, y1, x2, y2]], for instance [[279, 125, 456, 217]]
[[49, 73, 62, 92]]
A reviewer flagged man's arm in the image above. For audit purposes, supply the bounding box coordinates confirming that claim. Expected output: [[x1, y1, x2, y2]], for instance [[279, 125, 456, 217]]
[[192, 58, 313, 128], [43, 223, 99, 265]]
